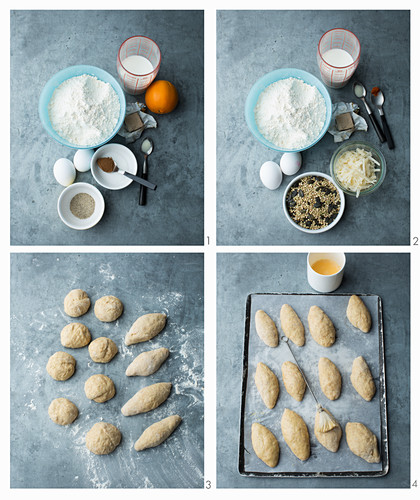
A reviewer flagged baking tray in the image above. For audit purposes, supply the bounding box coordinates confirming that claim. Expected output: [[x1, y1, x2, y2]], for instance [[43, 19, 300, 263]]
[[238, 293, 388, 478]]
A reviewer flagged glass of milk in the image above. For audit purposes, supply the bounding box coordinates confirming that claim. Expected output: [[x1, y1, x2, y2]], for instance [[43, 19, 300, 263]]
[[117, 36, 161, 95], [317, 29, 360, 89]]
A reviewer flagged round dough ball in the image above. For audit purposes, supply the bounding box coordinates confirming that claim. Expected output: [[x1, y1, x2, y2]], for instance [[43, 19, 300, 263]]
[[64, 289, 90, 317], [94, 295, 123, 322], [46, 351, 76, 381], [86, 422, 121, 455], [88, 337, 118, 363], [61, 322, 91, 348], [84, 374, 115, 403], [48, 398, 79, 425]]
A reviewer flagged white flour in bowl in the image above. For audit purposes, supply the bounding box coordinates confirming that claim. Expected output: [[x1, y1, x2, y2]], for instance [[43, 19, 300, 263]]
[[254, 77, 326, 149], [48, 74, 120, 146]]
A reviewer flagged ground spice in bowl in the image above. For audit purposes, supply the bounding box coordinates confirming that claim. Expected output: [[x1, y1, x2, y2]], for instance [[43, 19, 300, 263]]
[[285, 176, 341, 230], [97, 157, 115, 173], [70, 192, 96, 219]]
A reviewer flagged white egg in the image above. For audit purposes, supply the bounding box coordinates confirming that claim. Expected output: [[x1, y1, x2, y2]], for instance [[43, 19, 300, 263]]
[[54, 158, 76, 186], [73, 149, 95, 172], [280, 152, 302, 176], [260, 161, 283, 190]]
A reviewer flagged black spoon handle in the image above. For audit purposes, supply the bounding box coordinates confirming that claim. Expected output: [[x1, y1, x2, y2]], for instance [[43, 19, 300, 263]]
[[123, 171, 156, 190], [380, 114, 395, 149], [139, 155, 148, 205], [368, 110, 386, 143], [139, 171, 148, 205]]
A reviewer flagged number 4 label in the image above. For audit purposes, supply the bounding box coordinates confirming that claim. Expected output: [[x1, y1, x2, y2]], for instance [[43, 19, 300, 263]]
[[413, 480, 417, 487]]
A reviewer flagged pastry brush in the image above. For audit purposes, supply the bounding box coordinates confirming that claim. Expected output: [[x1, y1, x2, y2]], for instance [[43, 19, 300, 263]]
[[281, 335, 337, 432]]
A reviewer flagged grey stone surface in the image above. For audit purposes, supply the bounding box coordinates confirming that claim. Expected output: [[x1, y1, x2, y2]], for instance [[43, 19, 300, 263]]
[[217, 253, 410, 487], [217, 10, 410, 245], [10, 10, 204, 245], [10, 253, 204, 488]]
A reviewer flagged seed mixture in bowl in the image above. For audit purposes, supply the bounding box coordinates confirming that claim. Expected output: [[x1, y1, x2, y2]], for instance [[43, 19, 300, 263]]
[[286, 176, 341, 230]]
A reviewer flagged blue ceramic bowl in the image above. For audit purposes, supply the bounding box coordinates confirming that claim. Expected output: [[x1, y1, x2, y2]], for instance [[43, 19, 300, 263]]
[[245, 68, 332, 153], [39, 65, 126, 149]]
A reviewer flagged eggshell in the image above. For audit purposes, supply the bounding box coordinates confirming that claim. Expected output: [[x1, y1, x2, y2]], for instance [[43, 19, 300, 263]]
[[260, 161, 283, 190], [74, 149, 95, 172], [54, 158, 76, 186], [280, 152, 302, 176]]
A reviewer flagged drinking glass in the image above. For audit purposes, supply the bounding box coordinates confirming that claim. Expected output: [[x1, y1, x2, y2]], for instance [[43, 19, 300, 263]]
[[317, 29, 360, 89], [117, 36, 161, 95]]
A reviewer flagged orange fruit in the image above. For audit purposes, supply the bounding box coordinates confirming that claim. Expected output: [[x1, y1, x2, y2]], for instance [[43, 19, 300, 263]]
[[145, 80, 179, 114]]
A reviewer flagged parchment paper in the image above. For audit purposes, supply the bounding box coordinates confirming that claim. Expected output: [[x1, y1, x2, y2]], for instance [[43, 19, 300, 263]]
[[240, 293, 387, 477]]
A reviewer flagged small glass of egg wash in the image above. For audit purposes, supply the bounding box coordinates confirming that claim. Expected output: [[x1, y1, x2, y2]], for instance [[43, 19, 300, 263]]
[[307, 252, 346, 293], [117, 36, 161, 95]]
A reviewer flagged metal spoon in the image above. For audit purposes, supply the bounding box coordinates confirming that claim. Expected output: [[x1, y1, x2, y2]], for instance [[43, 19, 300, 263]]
[[97, 157, 156, 190], [352, 81, 385, 143], [371, 87, 394, 149], [139, 137, 154, 205]]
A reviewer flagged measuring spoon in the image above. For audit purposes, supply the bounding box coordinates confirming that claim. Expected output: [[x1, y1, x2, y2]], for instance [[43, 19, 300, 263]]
[[371, 87, 394, 149], [353, 81, 385, 143], [139, 137, 154, 205], [97, 157, 156, 190]]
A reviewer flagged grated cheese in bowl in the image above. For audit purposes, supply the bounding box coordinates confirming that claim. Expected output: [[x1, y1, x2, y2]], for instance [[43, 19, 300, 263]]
[[331, 143, 385, 197]]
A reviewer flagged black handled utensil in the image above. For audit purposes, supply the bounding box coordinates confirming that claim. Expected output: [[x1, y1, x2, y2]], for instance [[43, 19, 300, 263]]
[[97, 157, 157, 190], [124, 171, 156, 190], [353, 81, 385, 144], [371, 87, 394, 150], [140, 137, 154, 205]]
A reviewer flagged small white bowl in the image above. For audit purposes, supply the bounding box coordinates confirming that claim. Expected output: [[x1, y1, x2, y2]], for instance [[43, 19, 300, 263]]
[[91, 143, 138, 190], [282, 171, 345, 233], [307, 252, 346, 292], [57, 182, 105, 230]]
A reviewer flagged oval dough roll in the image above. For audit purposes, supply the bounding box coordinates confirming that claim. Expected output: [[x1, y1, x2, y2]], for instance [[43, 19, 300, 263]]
[[251, 422, 280, 468], [254, 362, 279, 409], [280, 304, 305, 346], [314, 409, 342, 452], [281, 408, 310, 461], [125, 313, 167, 346], [126, 347, 169, 376], [345, 422, 380, 463], [121, 382, 172, 416], [350, 356, 376, 401], [135, 415, 182, 451], [318, 357, 342, 400], [308, 305, 336, 347], [255, 310, 279, 347], [347, 295, 372, 333], [281, 361, 306, 401]]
